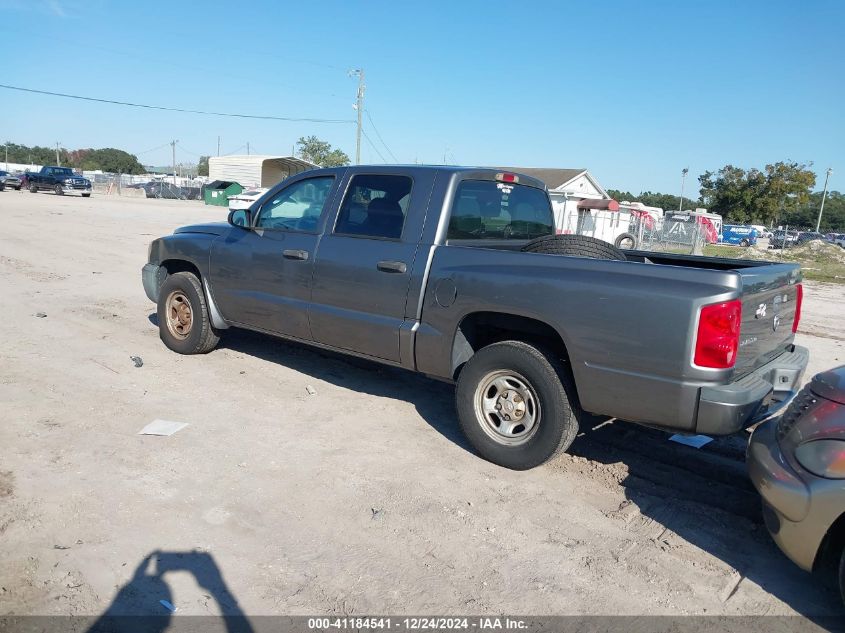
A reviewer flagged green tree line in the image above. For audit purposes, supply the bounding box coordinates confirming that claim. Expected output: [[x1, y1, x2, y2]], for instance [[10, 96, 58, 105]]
[[3, 143, 145, 174], [609, 161, 840, 231]]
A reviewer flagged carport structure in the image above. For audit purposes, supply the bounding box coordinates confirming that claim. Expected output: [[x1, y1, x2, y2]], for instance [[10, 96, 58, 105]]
[[208, 155, 317, 188]]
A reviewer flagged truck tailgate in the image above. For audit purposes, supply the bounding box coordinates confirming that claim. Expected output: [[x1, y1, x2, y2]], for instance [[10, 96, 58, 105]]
[[735, 263, 802, 377]]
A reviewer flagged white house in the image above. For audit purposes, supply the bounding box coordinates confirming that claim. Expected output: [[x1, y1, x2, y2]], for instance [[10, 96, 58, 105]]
[[502, 167, 633, 245], [209, 155, 316, 188]]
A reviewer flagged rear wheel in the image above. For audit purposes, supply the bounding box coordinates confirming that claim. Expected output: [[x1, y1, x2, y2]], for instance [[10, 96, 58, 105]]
[[740, 238, 751, 247], [156, 272, 220, 355], [455, 341, 578, 470], [839, 546, 845, 605], [521, 234, 627, 260], [54, 184, 63, 195], [82, 193, 91, 198], [30, 184, 38, 193]]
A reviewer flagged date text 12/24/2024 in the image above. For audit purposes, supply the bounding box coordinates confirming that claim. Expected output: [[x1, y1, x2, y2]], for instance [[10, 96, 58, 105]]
[[308, 618, 528, 630]]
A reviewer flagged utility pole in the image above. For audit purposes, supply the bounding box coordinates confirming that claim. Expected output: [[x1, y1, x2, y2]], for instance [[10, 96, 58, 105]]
[[217, 136, 220, 157], [4, 141, 8, 170], [350, 68, 365, 165], [55, 142, 61, 166], [247, 142, 250, 156], [170, 140, 178, 185], [678, 167, 689, 212], [815, 167, 833, 232]]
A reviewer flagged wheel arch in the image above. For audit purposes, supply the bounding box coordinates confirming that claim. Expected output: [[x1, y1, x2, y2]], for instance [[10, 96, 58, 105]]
[[450, 311, 591, 410], [814, 511, 845, 575], [158, 259, 228, 330]]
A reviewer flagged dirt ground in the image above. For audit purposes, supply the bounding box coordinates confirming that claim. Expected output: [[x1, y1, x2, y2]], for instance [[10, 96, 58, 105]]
[[1, 191, 844, 623]]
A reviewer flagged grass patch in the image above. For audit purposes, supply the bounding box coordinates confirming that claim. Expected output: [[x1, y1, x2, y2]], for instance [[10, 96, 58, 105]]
[[702, 242, 845, 283]]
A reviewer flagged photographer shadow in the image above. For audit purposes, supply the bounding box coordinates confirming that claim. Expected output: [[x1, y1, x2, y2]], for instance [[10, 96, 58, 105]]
[[87, 550, 253, 633]]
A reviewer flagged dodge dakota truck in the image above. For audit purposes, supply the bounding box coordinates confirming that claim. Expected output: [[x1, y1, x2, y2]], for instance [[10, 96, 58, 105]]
[[142, 165, 808, 470], [28, 165, 92, 196]]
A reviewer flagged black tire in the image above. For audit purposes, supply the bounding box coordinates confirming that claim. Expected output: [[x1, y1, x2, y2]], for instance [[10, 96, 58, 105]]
[[455, 341, 578, 470], [839, 545, 845, 606], [82, 193, 91, 198], [740, 239, 750, 247], [156, 271, 220, 355], [54, 184, 63, 195], [521, 234, 627, 261], [614, 232, 637, 250], [14, 186, 21, 191], [0, 184, 4, 191], [30, 184, 38, 193]]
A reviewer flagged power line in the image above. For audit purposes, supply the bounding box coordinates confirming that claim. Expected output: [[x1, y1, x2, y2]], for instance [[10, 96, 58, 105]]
[[364, 110, 398, 162], [361, 129, 387, 163], [136, 142, 172, 155], [0, 84, 355, 124]]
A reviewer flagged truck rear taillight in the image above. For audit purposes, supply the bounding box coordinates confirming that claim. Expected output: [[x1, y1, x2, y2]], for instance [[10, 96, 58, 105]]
[[694, 300, 742, 369], [792, 283, 803, 333]]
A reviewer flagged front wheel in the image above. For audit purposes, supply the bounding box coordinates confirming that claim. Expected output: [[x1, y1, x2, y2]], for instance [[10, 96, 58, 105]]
[[82, 193, 91, 198], [14, 186, 21, 191], [156, 271, 220, 354], [54, 184, 63, 195], [455, 341, 578, 470]]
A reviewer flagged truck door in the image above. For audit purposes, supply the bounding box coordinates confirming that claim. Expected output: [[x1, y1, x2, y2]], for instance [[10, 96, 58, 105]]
[[309, 170, 435, 363], [208, 174, 340, 340]]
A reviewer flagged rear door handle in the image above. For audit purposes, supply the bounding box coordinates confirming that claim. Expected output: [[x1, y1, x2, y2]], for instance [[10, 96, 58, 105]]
[[377, 260, 407, 274], [282, 249, 309, 261]]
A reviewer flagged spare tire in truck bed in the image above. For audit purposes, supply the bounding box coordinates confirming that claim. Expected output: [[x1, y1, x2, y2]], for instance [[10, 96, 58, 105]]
[[521, 234, 628, 261]]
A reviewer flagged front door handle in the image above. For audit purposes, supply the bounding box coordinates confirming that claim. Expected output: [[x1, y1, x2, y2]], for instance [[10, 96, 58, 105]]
[[282, 249, 309, 261], [377, 260, 407, 274]]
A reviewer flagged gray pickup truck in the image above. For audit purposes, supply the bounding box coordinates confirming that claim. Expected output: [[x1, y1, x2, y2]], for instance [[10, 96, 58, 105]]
[[142, 165, 808, 469]]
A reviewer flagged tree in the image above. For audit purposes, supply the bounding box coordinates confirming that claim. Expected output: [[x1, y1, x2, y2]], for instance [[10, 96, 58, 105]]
[[296, 135, 350, 167], [698, 161, 816, 225], [606, 189, 696, 211], [197, 156, 210, 177]]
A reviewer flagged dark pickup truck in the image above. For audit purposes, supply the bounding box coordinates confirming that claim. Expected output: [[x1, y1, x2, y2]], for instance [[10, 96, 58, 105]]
[[142, 165, 808, 469], [28, 166, 91, 196]]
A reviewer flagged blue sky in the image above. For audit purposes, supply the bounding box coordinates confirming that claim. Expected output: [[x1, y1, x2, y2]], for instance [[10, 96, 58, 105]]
[[0, 0, 842, 194]]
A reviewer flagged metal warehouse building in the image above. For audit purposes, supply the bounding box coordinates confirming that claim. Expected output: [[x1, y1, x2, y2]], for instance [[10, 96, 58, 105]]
[[208, 155, 317, 188]]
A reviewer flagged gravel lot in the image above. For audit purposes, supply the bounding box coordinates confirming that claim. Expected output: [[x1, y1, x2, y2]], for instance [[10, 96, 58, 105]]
[[1, 191, 844, 622]]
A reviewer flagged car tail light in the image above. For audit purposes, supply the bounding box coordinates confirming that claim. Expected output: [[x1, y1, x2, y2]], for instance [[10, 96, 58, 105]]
[[495, 172, 519, 183], [694, 300, 742, 369], [792, 283, 803, 333]]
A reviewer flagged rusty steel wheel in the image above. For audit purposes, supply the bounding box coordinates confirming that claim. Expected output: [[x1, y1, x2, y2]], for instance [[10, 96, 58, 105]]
[[165, 290, 193, 340], [156, 271, 220, 355]]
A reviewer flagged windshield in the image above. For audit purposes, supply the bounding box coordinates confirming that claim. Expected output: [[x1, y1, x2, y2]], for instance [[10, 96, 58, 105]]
[[447, 180, 553, 241]]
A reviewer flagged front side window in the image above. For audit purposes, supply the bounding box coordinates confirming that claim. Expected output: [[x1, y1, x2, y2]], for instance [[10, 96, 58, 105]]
[[447, 180, 554, 240], [334, 174, 413, 239], [255, 176, 335, 231]]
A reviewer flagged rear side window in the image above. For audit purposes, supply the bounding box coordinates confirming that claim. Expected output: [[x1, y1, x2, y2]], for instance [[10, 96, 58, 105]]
[[334, 174, 413, 240], [447, 180, 554, 240]]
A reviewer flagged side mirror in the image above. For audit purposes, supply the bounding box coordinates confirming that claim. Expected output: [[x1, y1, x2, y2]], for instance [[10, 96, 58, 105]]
[[228, 208, 251, 228]]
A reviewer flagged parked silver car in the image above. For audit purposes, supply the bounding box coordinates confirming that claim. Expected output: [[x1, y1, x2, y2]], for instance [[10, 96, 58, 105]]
[[748, 365, 845, 603], [0, 170, 22, 191]]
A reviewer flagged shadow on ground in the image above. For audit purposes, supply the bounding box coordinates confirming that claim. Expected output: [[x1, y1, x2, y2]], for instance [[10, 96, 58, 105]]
[[87, 550, 253, 632], [570, 421, 845, 623], [151, 319, 845, 621]]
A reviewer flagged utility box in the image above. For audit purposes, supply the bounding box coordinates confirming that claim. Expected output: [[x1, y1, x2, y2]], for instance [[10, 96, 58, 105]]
[[203, 180, 242, 206]]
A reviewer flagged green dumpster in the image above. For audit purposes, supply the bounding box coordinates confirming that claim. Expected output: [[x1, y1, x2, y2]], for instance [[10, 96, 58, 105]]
[[203, 180, 242, 206]]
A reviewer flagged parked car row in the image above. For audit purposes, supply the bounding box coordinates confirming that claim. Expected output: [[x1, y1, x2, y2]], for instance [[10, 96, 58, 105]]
[[770, 230, 841, 249]]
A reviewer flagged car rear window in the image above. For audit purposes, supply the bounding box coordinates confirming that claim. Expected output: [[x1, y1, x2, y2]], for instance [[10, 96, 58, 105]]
[[447, 180, 553, 241]]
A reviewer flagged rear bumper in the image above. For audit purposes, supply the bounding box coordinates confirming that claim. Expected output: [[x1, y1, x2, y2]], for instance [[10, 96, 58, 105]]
[[695, 344, 808, 435]]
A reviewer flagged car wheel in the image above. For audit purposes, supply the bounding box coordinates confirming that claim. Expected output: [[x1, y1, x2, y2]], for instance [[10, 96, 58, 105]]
[[82, 193, 91, 198], [30, 184, 38, 193], [14, 186, 21, 191], [156, 271, 220, 355], [521, 234, 627, 260], [614, 232, 637, 250], [54, 184, 63, 195], [740, 239, 750, 247], [0, 184, 4, 191], [455, 340, 578, 470]]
